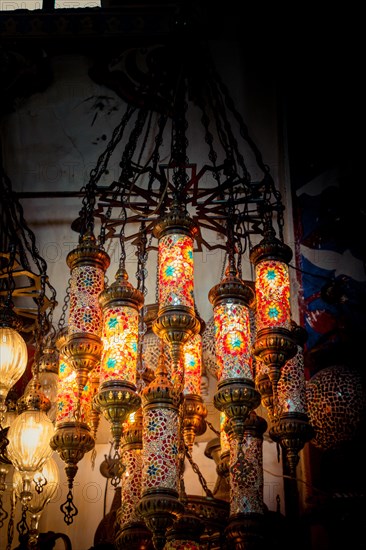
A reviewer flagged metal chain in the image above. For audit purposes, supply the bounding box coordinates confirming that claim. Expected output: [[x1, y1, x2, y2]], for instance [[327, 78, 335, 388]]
[[6, 490, 15, 550], [57, 278, 71, 331], [185, 446, 214, 499], [205, 419, 220, 438]]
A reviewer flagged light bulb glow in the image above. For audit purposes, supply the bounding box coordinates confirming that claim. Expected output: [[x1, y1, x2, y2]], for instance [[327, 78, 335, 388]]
[[7, 410, 54, 473], [0, 327, 28, 399]]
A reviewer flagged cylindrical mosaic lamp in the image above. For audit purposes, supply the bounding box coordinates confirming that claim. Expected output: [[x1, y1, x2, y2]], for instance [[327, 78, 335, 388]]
[[209, 264, 260, 440], [94, 267, 144, 452], [270, 323, 314, 477], [182, 323, 207, 454], [62, 231, 110, 394], [225, 411, 267, 549], [115, 408, 152, 550], [152, 205, 200, 392], [250, 229, 297, 414], [137, 354, 183, 550]]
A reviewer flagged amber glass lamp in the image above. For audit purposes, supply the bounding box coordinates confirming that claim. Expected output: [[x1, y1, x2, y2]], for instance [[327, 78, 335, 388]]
[[0, 305, 28, 420], [13, 455, 59, 547], [7, 377, 55, 509]]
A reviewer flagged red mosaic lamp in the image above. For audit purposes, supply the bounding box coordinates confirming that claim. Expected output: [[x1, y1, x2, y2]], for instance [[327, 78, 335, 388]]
[[182, 323, 207, 455], [50, 328, 95, 525], [250, 227, 297, 415], [94, 266, 144, 453], [209, 261, 260, 440], [152, 202, 201, 393]]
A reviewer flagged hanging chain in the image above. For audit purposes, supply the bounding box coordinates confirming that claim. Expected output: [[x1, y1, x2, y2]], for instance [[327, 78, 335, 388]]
[[57, 278, 71, 331], [6, 490, 16, 550], [205, 419, 220, 438], [185, 446, 214, 499], [16, 504, 29, 540]]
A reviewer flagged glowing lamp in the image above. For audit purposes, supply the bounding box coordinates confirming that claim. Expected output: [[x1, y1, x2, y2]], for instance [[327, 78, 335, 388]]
[[62, 231, 110, 393], [0, 326, 28, 411], [209, 265, 260, 439], [250, 229, 297, 405], [95, 267, 144, 453], [7, 379, 54, 474], [182, 331, 207, 453], [152, 205, 200, 388]]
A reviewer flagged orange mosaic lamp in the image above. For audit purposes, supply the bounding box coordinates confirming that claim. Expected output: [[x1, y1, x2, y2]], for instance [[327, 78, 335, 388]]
[[51, 329, 94, 525], [152, 203, 200, 393], [94, 267, 144, 453], [250, 228, 297, 413], [182, 330, 207, 454], [209, 264, 260, 439]]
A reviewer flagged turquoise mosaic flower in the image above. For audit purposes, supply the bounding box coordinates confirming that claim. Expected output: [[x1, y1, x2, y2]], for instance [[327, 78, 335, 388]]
[[108, 317, 118, 329], [268, 307, 279, 319], [107, 358, 117, 369], [266, 269, 276, 281], [165, 265, 175, 277], [84, 274, 93, 287]]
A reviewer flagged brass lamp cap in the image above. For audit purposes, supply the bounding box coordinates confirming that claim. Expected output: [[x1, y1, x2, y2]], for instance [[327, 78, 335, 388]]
[[249, 229, 293, 266], [16, 377, 51, 414], [153, 205, 198, 240], [208, 265, 255, 308], [66, 230, 110, 271], [39, 346, 59, 375], [98, 268, 144, 310]]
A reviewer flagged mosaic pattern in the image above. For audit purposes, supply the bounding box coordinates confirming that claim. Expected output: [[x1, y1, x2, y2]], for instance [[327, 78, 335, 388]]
[[100, 306, 139, 385], [56, 357, 92, 424], [278, 346, 307, 414], [141, 407, 179, 492], [56, 358, 78, 423], [255, 260, 291, 331], [213, 302, 252, 381], [220, 412, 230, 455], [69, 266, 104, 335], [201, 316, 220, 379], [158, 233, 194, 309], [141, 329, 161, 371], [165, 541, 201, 549], [121, 448, 143, 526], [230, 435, 264, 515], [183, 334, 202, 395], [306, 365, 366, 451], [141, 331, 171, 372]]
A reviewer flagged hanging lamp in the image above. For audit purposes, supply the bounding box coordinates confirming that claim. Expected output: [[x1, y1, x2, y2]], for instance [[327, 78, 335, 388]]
[[250, 227, 297, 416]]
